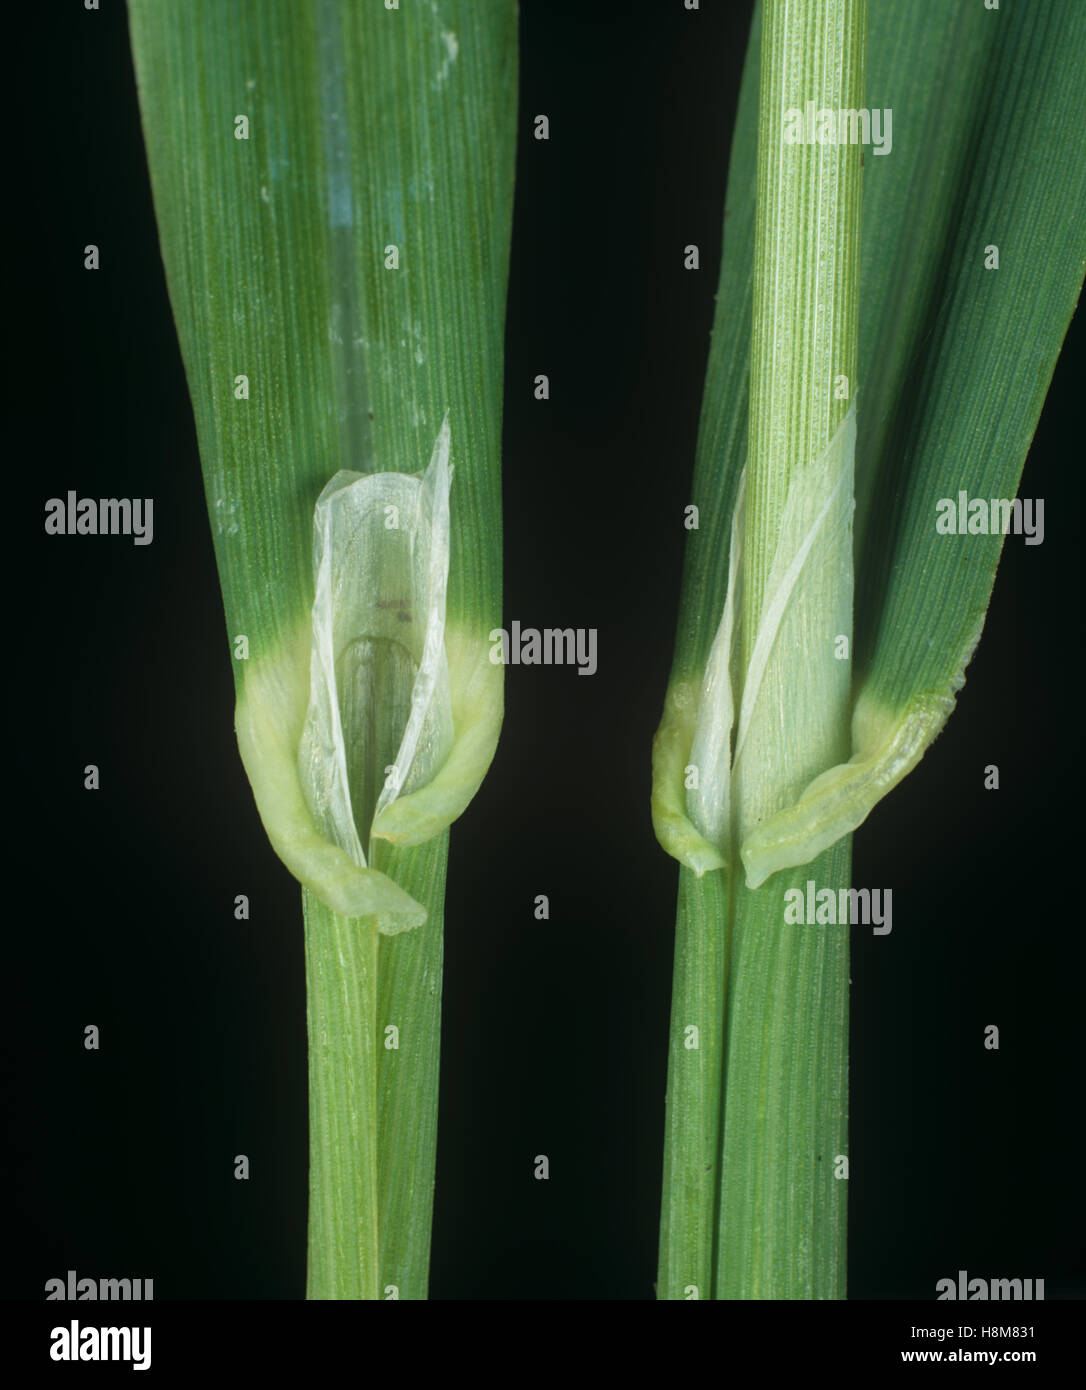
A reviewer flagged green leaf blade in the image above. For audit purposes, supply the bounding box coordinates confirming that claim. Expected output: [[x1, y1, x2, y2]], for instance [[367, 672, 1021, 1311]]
[[748, 0, 1086, 874]]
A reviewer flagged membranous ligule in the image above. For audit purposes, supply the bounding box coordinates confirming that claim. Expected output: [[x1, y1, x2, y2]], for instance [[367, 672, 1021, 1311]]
[[336, 635, 417, 856], [298, 418, 454, 870], [234, 415, 501, 929]]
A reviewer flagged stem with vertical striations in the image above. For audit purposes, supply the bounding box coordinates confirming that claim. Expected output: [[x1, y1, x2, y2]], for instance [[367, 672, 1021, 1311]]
[[716, 0, 865, 1299], [303, 890, 380, 1300]]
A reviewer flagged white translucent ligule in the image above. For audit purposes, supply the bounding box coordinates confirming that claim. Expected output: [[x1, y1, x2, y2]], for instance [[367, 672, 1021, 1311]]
[[685, 471, 746, 854], [686, 403, 857, 873], [733, 405, 856, 780], [234, 413, 504, 932], [298, 413, 454, 870]]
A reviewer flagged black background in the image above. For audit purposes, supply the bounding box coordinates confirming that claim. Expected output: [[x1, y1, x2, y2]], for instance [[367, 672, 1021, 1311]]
[[7, 0, 1083, 1305]]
